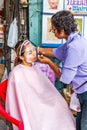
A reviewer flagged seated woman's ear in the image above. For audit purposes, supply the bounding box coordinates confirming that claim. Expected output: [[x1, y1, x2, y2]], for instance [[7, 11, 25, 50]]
[[19, 55, 24, 61]]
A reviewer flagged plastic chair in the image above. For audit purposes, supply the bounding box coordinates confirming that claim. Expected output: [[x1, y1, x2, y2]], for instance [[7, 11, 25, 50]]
[[0, 79, 24, 130]]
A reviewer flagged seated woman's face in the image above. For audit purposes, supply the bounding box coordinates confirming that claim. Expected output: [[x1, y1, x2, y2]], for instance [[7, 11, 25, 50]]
[[48, 0, 59, 9], [23, 44, 37, 63]]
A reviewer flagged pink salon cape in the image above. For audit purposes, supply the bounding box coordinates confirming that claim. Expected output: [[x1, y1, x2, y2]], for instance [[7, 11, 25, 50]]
[[6, 64, 76, 130]]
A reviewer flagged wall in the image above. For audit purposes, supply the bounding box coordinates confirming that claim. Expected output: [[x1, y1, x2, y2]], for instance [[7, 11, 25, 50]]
[[28, 0, 43, 47]]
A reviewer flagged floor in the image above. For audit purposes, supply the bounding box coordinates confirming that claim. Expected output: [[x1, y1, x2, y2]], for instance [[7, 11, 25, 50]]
[[0, 119, 7, 130]]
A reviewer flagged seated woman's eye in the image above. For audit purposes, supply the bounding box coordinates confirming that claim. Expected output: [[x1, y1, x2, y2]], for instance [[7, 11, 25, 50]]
[[26, 50, 32, 54], [24, 47, 36, 55]]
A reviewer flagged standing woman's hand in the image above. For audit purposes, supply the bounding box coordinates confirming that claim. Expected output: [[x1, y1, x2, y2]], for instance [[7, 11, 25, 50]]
[[37, 47, 45, 55], [37, 47, 54, 57], [38, 55, 51, 64]]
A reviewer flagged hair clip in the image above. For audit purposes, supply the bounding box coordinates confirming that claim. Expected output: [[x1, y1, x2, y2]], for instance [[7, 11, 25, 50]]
[[19, 40, 30, 55]]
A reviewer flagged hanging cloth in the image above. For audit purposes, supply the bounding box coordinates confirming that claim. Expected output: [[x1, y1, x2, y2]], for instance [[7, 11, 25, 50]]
[[7, 0, 19, 48], [7, 17, 18, 48], [0, 0, 4, 10]]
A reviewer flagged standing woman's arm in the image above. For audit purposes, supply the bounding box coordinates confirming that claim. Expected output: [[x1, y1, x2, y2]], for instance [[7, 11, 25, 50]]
[[38, 47, 55, 57]]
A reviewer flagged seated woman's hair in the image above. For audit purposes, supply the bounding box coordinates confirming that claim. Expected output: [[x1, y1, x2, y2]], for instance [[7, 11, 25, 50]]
[[14, 39, 30, 66]]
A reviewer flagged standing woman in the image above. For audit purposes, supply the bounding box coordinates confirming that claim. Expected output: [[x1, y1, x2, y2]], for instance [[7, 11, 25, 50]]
[[38, 10, 87, 130]]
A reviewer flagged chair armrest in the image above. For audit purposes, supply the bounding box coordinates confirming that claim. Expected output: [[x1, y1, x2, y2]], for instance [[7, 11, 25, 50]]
[[0, 104, 24, 130]]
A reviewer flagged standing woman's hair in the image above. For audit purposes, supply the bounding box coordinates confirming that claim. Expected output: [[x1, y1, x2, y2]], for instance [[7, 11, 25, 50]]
[[51, 10, 77, 35]]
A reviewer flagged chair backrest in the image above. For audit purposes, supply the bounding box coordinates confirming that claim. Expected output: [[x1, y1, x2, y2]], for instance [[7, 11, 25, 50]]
[[0, 79, 8, 103], [0, 80, 24, 130]]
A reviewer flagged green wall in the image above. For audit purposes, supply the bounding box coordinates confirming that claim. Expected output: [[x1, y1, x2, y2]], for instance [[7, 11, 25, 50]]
[[28, 0, 43, 47]]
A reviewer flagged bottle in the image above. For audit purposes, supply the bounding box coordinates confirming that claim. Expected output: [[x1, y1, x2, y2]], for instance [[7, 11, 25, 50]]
[[1, 56, 5, 64]]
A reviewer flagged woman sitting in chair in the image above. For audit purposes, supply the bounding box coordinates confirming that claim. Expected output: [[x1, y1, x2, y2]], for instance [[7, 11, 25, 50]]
[[6, 40, 76, 130]]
